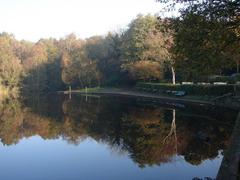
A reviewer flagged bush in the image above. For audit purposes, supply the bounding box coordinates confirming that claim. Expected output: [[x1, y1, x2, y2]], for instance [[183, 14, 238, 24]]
[[136, 82, 240, 96], [208, 75, 231, 84], [231, 73, 240, 83]]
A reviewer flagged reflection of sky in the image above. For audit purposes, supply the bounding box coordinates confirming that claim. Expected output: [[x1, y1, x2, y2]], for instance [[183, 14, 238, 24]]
[[0, 136, 222, 180]]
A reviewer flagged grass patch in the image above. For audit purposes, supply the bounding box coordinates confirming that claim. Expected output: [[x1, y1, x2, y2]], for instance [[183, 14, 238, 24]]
[[72, 87, 104, 93]]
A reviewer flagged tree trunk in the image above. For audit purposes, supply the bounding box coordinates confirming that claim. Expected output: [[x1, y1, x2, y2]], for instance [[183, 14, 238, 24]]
[[171, 66, 176, 85]]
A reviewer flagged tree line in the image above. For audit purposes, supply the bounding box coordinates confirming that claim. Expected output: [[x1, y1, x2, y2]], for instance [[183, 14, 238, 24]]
[[0, 15, 174, 94], [0, 0, 239, 94]]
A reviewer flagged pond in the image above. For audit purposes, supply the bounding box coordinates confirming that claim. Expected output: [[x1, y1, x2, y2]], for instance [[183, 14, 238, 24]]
[[0, 94, 237, 180]]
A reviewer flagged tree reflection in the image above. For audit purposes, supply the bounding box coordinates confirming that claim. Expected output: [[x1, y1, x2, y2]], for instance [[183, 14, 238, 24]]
[[0, 95, 236, 168], [163, 109, 177, 153]]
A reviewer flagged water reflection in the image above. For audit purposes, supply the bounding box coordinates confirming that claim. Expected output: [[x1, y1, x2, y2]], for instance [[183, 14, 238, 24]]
[[0, 94, 237, 179]]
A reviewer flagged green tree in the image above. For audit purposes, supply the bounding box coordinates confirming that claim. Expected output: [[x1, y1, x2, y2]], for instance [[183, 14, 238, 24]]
[[143, 18, 176, 84], [121, 14, 165, 81], [121, 15, 175, 83], [173, 13, 238, 80], [121, 14, 157, 63], [158, 0, 240, 79]]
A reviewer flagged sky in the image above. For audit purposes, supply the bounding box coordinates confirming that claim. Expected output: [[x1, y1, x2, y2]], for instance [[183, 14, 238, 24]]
[[0, 0, 170, 42]]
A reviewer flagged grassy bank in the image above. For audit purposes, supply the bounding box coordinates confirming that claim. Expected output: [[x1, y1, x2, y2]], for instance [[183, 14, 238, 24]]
[[60, 86, 216, 105], [59, 83, 240, 110]]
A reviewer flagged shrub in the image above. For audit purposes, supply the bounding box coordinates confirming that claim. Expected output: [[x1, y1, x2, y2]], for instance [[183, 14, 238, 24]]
[[136, 82, 239, 96], [208, 75, 231, 84]]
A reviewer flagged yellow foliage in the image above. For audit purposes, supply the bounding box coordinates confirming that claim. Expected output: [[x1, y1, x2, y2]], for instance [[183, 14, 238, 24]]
[[127, 60, 163, 81]]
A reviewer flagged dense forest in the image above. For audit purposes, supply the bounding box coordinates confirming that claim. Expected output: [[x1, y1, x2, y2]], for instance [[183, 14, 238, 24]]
[[0, 0, 239, 96]]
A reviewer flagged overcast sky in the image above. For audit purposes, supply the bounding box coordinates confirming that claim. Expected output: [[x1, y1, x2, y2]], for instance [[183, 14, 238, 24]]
[[0, 0, 169, 42]]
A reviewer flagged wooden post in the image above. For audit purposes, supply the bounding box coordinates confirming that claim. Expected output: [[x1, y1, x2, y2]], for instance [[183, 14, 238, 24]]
[[85, 86, 88, 102], [69, 86, 71, 99], [234, 84, 236, 96]]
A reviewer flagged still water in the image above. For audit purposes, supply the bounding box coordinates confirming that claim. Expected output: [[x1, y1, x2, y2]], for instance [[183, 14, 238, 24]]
[[0, 94, 237, 180]]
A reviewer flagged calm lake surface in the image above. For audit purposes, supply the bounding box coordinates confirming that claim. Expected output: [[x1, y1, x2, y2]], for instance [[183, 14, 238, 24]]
[[0, 94, 237, 180]]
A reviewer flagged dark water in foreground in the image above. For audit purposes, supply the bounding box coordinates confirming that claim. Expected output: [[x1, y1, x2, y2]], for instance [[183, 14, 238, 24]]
[[0, 94, 237, 180]]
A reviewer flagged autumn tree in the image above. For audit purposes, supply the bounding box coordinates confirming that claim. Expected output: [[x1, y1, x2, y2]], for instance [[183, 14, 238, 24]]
[[85, 33, 126, 86], [39, 38, 63, 91], [59, 34, 100, 88], [22, 42, 48, 92], [0, 33, 22, 89]]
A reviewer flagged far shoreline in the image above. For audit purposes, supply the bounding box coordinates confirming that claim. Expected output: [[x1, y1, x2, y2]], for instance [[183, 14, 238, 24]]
[[57, 88, 240, 110]]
